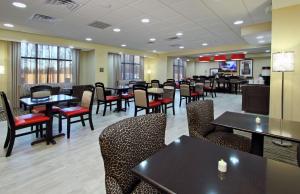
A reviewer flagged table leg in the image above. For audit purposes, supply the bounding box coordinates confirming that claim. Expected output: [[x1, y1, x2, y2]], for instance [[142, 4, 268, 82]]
[[250, 133, 264, 156], [114, 90, 126, 112]]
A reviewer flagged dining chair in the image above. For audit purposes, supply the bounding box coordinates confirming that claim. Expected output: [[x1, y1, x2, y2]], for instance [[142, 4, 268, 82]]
[[186, 100, 251, 152], [58, 85, 95, 139], [133, 85, 161, 116], [167, 79, 175, 83], [151, 80, 160, 88], [95, 82, 119, 116], [71, 85, 91, 105], [99, 113, 166, 194], [179, 84, 198, 107], [204, 78, 217, 98], [160, 82, 176, 115], [121, 82, 135, 111], [0, 91, 51, 157], [194, 82, 205, 100]]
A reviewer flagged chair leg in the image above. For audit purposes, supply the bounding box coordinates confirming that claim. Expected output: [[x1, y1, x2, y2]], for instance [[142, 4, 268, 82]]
[[179, 97, 182, 107], [96, 101, 100, 114], [35, 125, 39, 138], [103, 103, 107, 116], [59, 114, 62, 133], [172, 103, 175, 115], [6, 131, 15, 157], [134, 107, 137, 117], [164, 104, 167, 114], [88, 113, 94, 131], [80, 115, 86, 126], [124, 100, 127, 111], [4, 127, 11, 149], [67, 118, 71, 139], [40, 124, 43, 137], [110, 102, 112, 111], [146, 108, 149, 114]]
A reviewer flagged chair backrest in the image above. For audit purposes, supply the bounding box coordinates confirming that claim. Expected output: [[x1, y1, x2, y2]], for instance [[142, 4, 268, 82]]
[[81, 85, 95, 111], [95, 82, 106, 101], [167, 79, 175, 83], [195, 83, 204, 93], [72, 85, 91, 102], [163, 82, 176, 100], [135, 81, 147, 88], [30, 85, 52, 99], [186, 100, 215, 137], [180, 84, 191, 97], [133, 85, 148, 108], [151, 80, 160, 88], [99, 113, 166, 194], [0, 92, 16, 128]]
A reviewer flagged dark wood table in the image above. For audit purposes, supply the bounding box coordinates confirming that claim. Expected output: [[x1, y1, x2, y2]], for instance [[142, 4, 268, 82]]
[[19, 94, 77, 145], [211, 111, 300, 156], [132, 135, 300, 194], [106, 86, 130, 112]]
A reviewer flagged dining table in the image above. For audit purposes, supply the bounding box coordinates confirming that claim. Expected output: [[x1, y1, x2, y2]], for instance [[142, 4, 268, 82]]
[[147, 88, 164, 100], [211, 111, 300, 156], [132, 135, 300, 194], [19, 94, 77, 145], [106, 86, 130, 112]]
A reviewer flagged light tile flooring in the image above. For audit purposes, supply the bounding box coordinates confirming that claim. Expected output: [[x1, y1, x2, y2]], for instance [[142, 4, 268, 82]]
[[0, 93, 296, 194]]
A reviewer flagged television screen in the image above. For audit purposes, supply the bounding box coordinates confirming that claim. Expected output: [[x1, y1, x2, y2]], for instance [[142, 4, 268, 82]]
[[219, 61, 237, 72]]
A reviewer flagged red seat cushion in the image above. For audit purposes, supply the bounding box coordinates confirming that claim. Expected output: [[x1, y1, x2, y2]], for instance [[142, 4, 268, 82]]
[[15, 114, 50, 127], [160, 98, 173, 104], [149, 100, 161, 108], [60, 106, 89, 117], [106, 96, 119, 101], [191, 92, 198, 97], [121, 93, 134, 99], [197, 91, 204, 95], [204, 86, 212, 90], [32, 106, 61, 114]]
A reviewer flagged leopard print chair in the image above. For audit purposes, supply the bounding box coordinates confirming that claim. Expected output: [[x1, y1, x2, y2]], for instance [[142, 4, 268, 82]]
[[186, 100, 251, 152], [99, 113, 166, 194]]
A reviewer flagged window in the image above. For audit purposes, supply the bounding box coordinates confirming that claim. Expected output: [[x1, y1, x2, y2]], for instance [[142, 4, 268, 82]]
[[20, 42, 73, 84], [173, 58, 185, 81], [121, 54, 144, 80]]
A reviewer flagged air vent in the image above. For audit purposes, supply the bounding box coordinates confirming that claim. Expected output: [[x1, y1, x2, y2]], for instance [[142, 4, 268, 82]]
[[166, 36, 180, 41], [46, 0, 80, 11], [88, 21, 111, 30], [30, 14, 57, 23], [169, 44, 181, 47]]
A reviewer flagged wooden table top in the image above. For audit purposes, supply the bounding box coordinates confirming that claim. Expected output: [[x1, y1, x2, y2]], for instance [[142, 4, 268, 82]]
[[132, 135, 300, 194], [20, 94, 76, 106]]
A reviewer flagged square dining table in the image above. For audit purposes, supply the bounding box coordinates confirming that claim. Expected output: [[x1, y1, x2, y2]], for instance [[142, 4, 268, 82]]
[[211, 111, 300, 156], [106, 86, 130, 112], [132, 135, 300, 194], [19, 94, 77, 145]]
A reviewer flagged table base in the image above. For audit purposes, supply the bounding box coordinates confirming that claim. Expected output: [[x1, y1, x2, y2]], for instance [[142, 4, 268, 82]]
[[31, 133, 65, 146], [272, 139, 293, 147], [250, 133, 264, 156]]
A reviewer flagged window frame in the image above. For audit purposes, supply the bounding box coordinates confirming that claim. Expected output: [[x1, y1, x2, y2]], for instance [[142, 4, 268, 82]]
[[173, 58, 185, 81], [121, 54, 143, 80]]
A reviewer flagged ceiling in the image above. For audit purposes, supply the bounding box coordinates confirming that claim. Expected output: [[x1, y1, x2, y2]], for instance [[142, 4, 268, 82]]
[[0, 0, 271, 52]]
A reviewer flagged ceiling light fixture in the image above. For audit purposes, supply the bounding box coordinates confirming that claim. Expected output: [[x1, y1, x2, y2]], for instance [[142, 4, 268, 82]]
[[176, 32, 183, 36], [186, 59, 190, 62], [149, 38, 156, 42], [3, 23, 14, 28], [113, 28, 121, 32], [152, 50, 157, 53], [266, 50, 270, 53], [12, 2, 27, 8], [69, 46, 74, 49], [85, 38, 92, 41], [141, 18, 150, 23], [179, 46, 184, 49], [202, 43, 208, 46], [256, 36, 264, 40], [258, 40, 265, 44], [234, 20, 244, 25], [121, 44, 127, 47]]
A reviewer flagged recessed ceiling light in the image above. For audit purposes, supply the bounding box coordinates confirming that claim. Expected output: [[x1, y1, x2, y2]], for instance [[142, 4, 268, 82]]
[[152, 50, 157, 53], [141, 18, 150, 23], [256, 36, 264, 40], [3, 23, 14, 28], [113, 28, 121, 32], [69, 46, 74, 49], [176, 58, 180, 60], [265, 50, 270, 53], [179, 46, 184, 49], [12, 2, 27, 8], [176, 32, 183, 36], [85, 38, 92, 41], [234, 20, 244, 25], [186, 59, 190, 62], [121, 44, 127, 47], [202, 43, 208, 46], [258, 40, 265, 44], [149, 38, 156, 42]]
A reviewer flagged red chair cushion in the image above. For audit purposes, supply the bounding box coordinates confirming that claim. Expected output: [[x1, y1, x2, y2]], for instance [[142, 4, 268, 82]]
[[32, 106, 61, 114], [191, 92, 198, 97], [149, 100, 161, 108], [204, 86, 212, 90], [106, 96, 119, 101], [15, 114, 50, 127], [121, 93, 134, 99], [60, 106, 89, 117], [160, 98, 173, 104], [197, 91, 204, 95]]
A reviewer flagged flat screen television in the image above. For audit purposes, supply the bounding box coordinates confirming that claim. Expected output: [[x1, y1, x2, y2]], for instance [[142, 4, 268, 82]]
[[219, 61, 237, 72]]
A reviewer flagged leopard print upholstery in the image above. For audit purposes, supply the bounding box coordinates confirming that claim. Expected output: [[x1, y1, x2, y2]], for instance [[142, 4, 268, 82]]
[[132, 181, 163, 194], [186, 100, 251, 152], [99, 113, 166, 194]]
